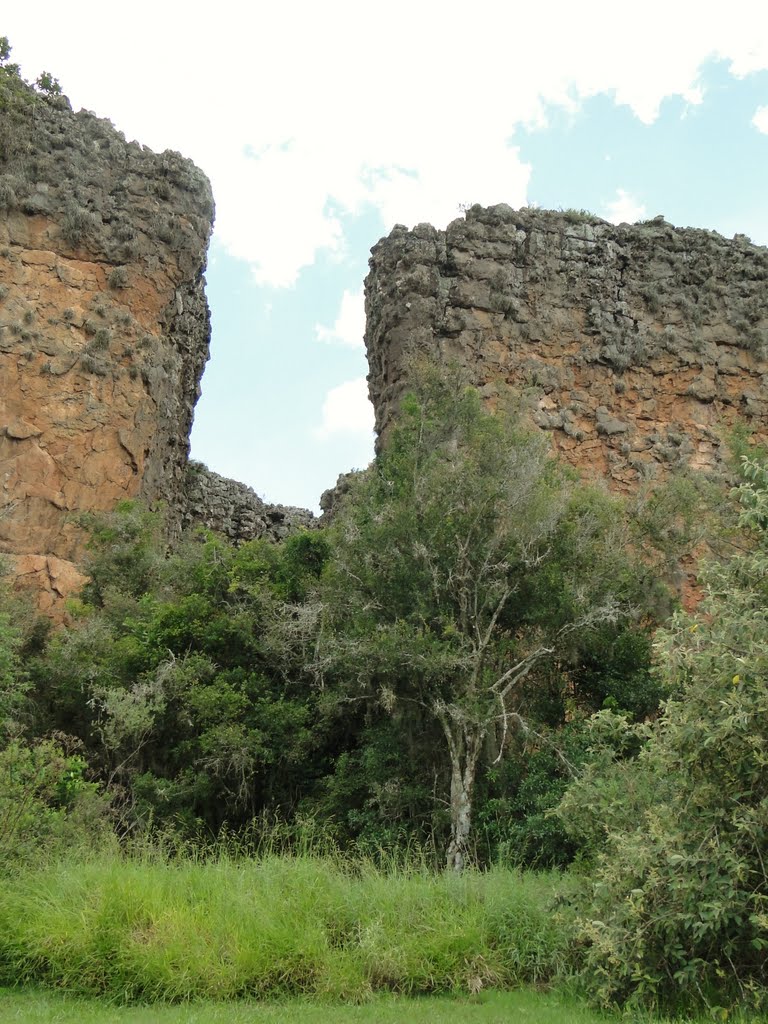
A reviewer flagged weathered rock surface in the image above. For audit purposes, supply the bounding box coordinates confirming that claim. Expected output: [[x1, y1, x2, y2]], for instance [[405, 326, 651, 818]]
[[366, 205, 768, 490], [6, 67, 766, 616], [319, 470, 360, 521], [184, 462, 315, 543], [0, 74, 213, 612]]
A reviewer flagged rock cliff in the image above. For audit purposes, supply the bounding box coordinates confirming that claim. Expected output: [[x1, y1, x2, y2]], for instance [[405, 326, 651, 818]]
[[0, 70, 316, 614], [366, 205, 768, 489], [0, 71, 216, 612], [6, 61, 767, 615]]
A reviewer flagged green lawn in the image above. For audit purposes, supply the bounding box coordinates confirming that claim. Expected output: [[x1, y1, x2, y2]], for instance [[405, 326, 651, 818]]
[[0, 988, 631, 1023]]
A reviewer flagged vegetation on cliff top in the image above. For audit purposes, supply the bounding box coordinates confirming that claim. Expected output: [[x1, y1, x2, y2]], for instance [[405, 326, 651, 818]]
[[0, 35, 61, 112]]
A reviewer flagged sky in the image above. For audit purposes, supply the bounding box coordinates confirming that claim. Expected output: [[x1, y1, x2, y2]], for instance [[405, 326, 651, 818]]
[[4, 2, 768, 511]]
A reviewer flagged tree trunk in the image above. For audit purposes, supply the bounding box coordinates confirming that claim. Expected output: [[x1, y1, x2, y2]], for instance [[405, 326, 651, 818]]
[[445, 758, 476, 872], [436, 708, 485, 872]]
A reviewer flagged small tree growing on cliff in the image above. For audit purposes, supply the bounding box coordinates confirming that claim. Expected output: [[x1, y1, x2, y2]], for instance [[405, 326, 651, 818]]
[[318, 368, 640, 870], [0, 36, 21, 82]]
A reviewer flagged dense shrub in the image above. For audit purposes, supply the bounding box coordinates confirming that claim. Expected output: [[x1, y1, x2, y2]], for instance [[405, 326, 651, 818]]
[[31, 507, 333, 834], [0, 738, 109, 869], [560, 458, 768, 1013]]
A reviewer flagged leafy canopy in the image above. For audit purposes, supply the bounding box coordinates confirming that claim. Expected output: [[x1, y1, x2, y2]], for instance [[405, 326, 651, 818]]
[[319, 366, 654, 868]]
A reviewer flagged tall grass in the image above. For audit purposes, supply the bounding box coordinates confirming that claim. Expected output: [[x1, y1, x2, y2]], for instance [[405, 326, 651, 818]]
[[0, 848, 571, 1003]]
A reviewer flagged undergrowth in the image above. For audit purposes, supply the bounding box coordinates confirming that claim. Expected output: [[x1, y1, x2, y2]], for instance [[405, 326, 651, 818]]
[[0, 849, 572, 1003]]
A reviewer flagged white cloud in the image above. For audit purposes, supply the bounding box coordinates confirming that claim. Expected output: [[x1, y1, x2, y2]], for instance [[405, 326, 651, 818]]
[[313, 378, 375, 441], [753, 106, 768, 134], [603, 189, 647, 225], [316, 290, 365, 348], [211, 141, 345, 288], [5, 2, 768, 285]]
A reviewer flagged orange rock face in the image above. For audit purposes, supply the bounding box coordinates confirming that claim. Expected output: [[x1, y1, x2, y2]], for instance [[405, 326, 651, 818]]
[[366, 207, 768, 492], [0, 79, 213, 617]]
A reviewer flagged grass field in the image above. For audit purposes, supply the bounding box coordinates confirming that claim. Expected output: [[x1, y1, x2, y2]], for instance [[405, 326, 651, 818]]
[[0, 852, 573, 1002], [1, 853, 752, 1022], [0, 987, 690, 1024]]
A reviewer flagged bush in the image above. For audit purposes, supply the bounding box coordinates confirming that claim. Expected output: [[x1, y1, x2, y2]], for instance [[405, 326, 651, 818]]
[[108, 266, 128, 289], [0, 739, 109, 870], [562, 457, 768, 1013], [61, 203, 99, 248]]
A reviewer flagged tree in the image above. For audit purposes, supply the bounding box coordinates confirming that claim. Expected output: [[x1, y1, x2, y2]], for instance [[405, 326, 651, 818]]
[[34, 504, 332, 833], [34, 71, 61, 96], [559, 456, 768, 1012], [318, 368, 643, 870], [0, 36, 26, 85]]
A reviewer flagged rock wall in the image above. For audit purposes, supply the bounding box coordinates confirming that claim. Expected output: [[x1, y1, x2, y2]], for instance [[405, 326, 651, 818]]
[[366, 205, 768, 490], [183, 463, 315, 543], [0, 73, 213, 612], [7, 69, 766, 614]]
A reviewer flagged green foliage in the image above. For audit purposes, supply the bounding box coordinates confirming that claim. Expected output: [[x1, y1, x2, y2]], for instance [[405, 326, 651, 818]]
[[0, 38, 29, 157], [0, 559, 51, 743], [560, 208, 595, 224], [0, 35, 20, 78], [34, 71, 61, 96], [0, 989, 658, 1024], [561, 456, 768, 1012], [727, 422, 768, 473], [108, 265, 128, 289], [0, 738, 108, 870], [60, 202, 100, 248], [18, 381, 669, 872], [477, 722, 593, 869], [0, 36, 64, 127], [33, 507, 331, 834], [0, 575, 25, 737], [318, 365, 661, 868], [311, 712, 446, 852], [553, 709, 655, 862], [0, 851, 571, 1001], [567, 627, 665, 720], [78, 500, 166, 608], [631, 470, 731, 572]]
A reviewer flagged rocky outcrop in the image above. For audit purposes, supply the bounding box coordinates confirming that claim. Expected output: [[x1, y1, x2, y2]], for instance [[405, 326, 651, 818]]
[[0, 72, 213, 613], [6, 63, 766, 615], [184, 462, 315, 543], [319, 470, 359, 521], [366, 205, 768, 490]]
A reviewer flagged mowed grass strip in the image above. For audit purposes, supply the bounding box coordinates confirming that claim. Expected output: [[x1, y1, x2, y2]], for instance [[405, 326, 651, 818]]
[[0, 855, 571, 1002], [0, 987, 659, 1024]]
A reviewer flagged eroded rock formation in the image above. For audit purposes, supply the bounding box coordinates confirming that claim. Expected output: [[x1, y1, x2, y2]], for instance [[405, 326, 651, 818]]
[[0, 74, 319, 615], [0, 77, 214, 612], [5, 68, 766, 617], [184, 463, 315, 543], [366, 205, 768, 490]]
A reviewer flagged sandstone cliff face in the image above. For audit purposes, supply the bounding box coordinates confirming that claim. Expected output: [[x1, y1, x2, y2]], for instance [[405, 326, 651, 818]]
[[366, 206, 768, 490], [0, 77, 213, 612]]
